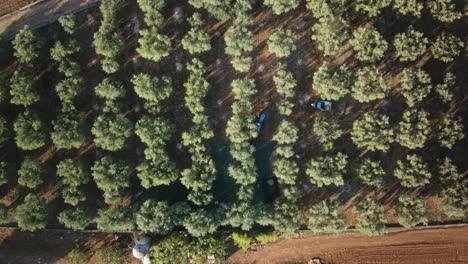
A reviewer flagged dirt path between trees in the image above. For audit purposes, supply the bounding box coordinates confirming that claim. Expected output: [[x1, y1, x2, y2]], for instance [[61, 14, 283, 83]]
[[0, 0, 99, 39], [227, 224, 468, 264]]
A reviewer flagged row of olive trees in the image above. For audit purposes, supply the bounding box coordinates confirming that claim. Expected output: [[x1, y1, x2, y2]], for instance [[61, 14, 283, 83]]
[[188, 0, 255, 21], [180, 59, 217, 206], [225, 13, 254, 72]]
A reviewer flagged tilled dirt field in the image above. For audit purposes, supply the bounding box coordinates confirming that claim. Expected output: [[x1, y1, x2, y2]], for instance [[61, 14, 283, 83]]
[[0, 0, 38, 17], [227, 224, 468, 264]]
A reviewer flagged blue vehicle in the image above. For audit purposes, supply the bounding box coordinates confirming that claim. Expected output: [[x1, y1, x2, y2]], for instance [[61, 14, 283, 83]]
[[311, 101, 332, 111], [255, 113, 267, 132]]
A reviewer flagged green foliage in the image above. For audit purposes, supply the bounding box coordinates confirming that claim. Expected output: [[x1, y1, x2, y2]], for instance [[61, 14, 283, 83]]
[[59, 58, 81, 77], [231, 56, 252, 73], [431, 32, 464, 63], [355, 0, 391, 17], [56, 159, 89, 186], [184, 209, 219, 237], [312, 115, 343, 151], [58, 14, 78, 34], [306, 0, 345, 20], [51, 114, 86, 149], [351, 66, 390, 102], [306, 152, 348, 187], [225, 25, 254, 56], [137, 27, 171, 62], [137, 0, 165, 26], [395, 194, 427, 227], [435, 72, 455, 103], [350, 26, 388, 63], [399, 67, 432, 106], [0, 161, 9, 186], [58, 207, 94, 230], [223, 201, 257, 230], [91, 115, 133, 151], [9, 68, 39, 106], [273, 120, 298, 145], [12, 25, 43, 62], [355, 198, 387, 236], [226, 79, 257, 143], [182, 13, 211, 54], [264, 0, 300, 15], [136, 200, 188, 234], [0, 79, 6, 103], [355, 158, 385, 187], [101, 57, 119, 74], [95, 78, 125, 101], [93, 31, 124, 58], [132, 73, 172, 105], [255, 232, 278, 244], [396, 109, 430, 149], [135, 116, 174, 148], [18, 157, 44, 188], [351, 112, 394, 151], [313, 62, 350, 100], [393, 26, 428, 62], [0, 116, 9, 145], [96, 207, 135, 231], [268, 29, 297, 57], [273, 158, 299, 185], [188, 0, 232, 21], [273, 63, 296, 116], [438, 158, 467, 217], [94, 245, 126, 264], [0, 203, 8, 224], [428, 0, 462, 23], [66, 246, 88, 264], [16, 194, 48, 231], [272, 199, 303, 233], [311, 17, 350, 56], [92, 156, 131, 204], [151, 233, 190, 264], [190, 235, 230, 264], [437, 114, 464, 149], [136, 161, 178, 188], [50, 39, 80, 61], [394, 154, 431, 188], [62, 186, 86, 206], [55, 77, 84, 112], [228, 142, 257, 188], [308, 200, 348, 233], [392, 0, 423, 17], [232, 232, 252, 251]]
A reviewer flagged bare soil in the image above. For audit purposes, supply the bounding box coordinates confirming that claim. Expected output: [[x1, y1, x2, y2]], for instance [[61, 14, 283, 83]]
[[227, 224, 468, 264], [0, 0, 38, 17]]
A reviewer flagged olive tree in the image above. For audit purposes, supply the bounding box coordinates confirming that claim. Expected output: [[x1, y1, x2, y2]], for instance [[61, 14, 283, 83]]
[[313, 62, 350, 100], [0, 117, 9, 145], [231, 56, 252, 73], [355, 158, 385, 187], [350, 26, 388, 63], [431, 32, 464, 63], [137, 0, 165, 26], [62, 185, 86, 206], [435, 72, 455, 103], [428, 0, 462, 23], [396, 109, 430, 149], [272, 199, 303, 233], [0, 161, 9, 186], [91, 115, 133, 151], [394, 154, 431, 188], [267, 29, 297, 57], [306, 0, 345, 20], [136, 161, 178, 188], [51, 114, 86, 149], [131, 74, 172, 106], [97, 207, 135, 231], [56, 159, 89, 186], [264, 0, 299, 15], [351, 66, 390, 102], [58, 14, 78, 34], [55, 77, 83, 112], [395, 194, 427, 227], [18, 158, 44, 188], [184, 209, 219, 237], [306, 152, 348, 187], [355, 0, 391, 17], [9, 68, 39, 106], [308, 200, 348, 233], [311, 17, 350, 56], [95, 78, 125, 101], [438, 158, 467, 217], [136, 200, 189, 234], [137, 27, 171, 62], [393, 27, 428, 62], [273, 120, 298, 145], [12, 25, 43, 62], [355, 197, 387, 236], [313, 115, 343, 151], [399, 67, 432, 106], [225, 25, 254, 56], [92, 157, 131, 204], [273, 63, 296, 115], [182, 13, 211, 54], [351, 112, 394, 151], [273, 158, 299, 185], [50, 39, 80, 62], [437, 115, 464, 149], [16, 194, 48, 231], [58, 207, 94, 230], [392, 0, 423, 17], [14, 111, 48, 150]]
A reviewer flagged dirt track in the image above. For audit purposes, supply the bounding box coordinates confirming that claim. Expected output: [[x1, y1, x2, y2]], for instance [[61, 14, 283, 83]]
[[227, 225, 468, 264]]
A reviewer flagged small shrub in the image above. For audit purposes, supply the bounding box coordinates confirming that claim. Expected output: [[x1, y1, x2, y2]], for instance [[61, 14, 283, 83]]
[[66, 246, 88, 264], [255, 232, 278, 244], [232, 232, 253, 251], [94, 245, 126, 264]]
